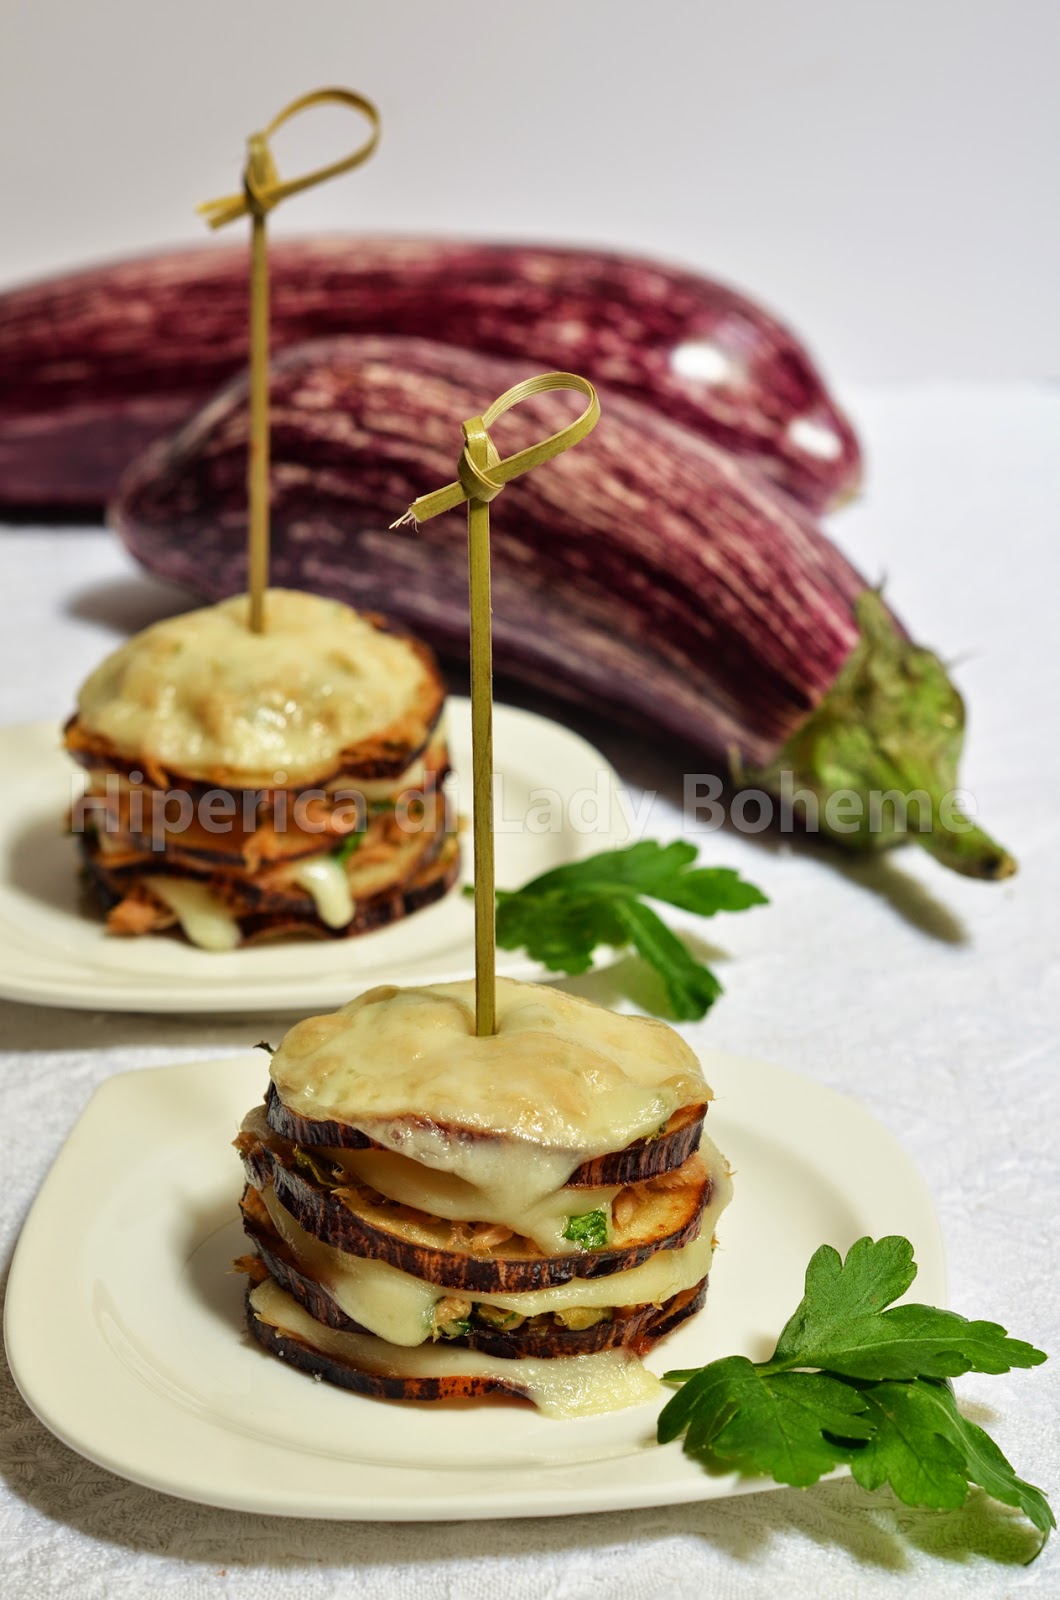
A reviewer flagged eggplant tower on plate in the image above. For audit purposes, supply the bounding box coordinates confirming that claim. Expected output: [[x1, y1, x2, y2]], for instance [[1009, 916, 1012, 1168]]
[[64, 589, 459, 947], [235, 977, 733, 1416]]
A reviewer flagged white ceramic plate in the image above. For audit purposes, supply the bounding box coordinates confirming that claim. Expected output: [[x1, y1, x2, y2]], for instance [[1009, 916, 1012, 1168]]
[[5, 1050, 946, 1522], [0, 703, 629, 1013]]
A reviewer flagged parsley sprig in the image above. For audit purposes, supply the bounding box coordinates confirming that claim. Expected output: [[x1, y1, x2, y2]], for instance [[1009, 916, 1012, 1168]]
[[480, 841, 766, 1021], [659, 1236, 1052, 1551]]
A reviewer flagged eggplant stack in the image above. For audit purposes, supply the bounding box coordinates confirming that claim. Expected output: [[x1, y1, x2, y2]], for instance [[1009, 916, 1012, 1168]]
[[235, 979, 733, 1417], [64, 590, 459, 948]]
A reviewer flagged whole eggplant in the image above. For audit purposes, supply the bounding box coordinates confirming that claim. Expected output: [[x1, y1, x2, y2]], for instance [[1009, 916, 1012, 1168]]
[[110, 336, 1011, 880], [0, 236, 859, 511]]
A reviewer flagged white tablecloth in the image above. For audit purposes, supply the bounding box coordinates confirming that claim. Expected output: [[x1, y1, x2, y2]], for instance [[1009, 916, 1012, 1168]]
[[1, 384, 1057, 1598]]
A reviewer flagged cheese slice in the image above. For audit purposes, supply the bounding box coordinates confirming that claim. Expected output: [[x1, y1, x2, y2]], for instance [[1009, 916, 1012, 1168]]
[[143, 876, 240, 951], [250, 1278, 664, 1416]]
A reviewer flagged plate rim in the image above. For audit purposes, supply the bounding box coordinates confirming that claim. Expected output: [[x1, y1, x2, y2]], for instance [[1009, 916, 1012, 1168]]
[[0, 704, 629, 1013], [4, 1048, 947, 1522]]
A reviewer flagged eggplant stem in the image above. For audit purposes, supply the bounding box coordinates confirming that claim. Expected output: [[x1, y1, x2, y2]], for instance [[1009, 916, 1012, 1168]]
[[747, 591, 1016, 881]]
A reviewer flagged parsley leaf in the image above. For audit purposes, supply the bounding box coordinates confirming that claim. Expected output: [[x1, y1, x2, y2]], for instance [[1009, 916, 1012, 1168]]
[[658, 1356, 873, 1486], [768, 1235, 1045, 1380], [659, 1236, 1052, 1551], [563, 1209, 609, 1250], [846, 1375, 1053, 1538], [608, 898, 723, 1019], [496, 893, 622, 978], [846, 1378, 972, 1509], [487, 841, 766, 1020], [333, 827, 366, 865]]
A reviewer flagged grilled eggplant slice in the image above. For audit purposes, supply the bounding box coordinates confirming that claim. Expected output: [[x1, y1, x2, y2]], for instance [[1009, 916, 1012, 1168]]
[[84, 830, 459, 944], [535, 1104, 707, 1190], [238, 1119, 711, 1293], [246, 1276, 669, 1411], [76, 740, 451, 873], [240, 1185, 708, 1358], [263, 1084, 706, 1187], [81, 815, 451, 916], [246, 1283, 526, 1405]]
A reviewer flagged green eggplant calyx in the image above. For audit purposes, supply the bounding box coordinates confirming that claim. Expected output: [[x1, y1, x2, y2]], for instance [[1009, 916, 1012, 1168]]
[[745, 591, 1016, 880]]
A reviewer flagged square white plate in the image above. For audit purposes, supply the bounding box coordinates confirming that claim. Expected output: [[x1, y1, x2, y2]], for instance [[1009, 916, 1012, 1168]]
[[0, 700, 629, 1013], [4, 1050, 946, 1521]]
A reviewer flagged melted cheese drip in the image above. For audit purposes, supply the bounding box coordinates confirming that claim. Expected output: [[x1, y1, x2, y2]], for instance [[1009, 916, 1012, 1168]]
[[288, 855, 355, 930], [262, 1186, 438, 1345], [144, 876, 239, 951], [250, 1278, 663, 1416], [76, 589, 432, 784]]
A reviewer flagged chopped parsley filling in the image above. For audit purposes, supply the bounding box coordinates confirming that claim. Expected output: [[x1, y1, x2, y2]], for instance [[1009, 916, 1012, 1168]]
[[563, 1209, 609, 1250]]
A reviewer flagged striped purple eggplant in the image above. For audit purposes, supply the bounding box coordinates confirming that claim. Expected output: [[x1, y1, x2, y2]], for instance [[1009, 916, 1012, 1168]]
[[110, 336, 1012, 879], [0, 236, 859, 510]]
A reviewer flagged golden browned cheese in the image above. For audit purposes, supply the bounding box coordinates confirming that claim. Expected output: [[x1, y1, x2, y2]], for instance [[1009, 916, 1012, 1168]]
[[266, 978, 711, 1262], [271, 978, 708, 1152], [75, 589, 438, 786]]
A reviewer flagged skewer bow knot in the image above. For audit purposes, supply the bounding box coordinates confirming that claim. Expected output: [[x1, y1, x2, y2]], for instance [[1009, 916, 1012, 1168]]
[[391, 371, 600, 528], [458, 415, 504, 504], [197, 87, 380, 230]]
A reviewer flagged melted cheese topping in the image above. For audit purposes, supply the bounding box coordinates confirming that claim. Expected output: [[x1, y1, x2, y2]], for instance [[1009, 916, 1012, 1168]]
[[144, 877, 240, 950], [272, 979, 706, 1154], [250, 1278, 663, 1416], [270, 981, 708, 1241], [76, 589, 432, 784]]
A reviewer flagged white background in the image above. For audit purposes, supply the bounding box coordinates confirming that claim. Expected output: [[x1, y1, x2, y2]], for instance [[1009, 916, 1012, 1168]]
[[2, 0, 1058, 379]]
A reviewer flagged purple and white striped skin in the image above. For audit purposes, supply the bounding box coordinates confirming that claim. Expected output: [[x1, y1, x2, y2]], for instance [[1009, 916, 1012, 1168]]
[[111, 337, 871, 769], [1, 237, 860, 512]]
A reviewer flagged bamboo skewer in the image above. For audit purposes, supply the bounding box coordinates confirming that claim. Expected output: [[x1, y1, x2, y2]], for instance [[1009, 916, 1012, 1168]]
[[197, 87, 380, 633], [246, 151, 272, 635], [392, 373, 600, 1036]]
